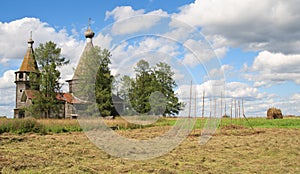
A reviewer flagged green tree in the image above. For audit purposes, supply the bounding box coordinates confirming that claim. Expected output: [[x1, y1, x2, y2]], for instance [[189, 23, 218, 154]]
[[119, 75, 135, 115], [154, 62, 184, 116], [28, 41, 69, 118], [95, 48, 113, 116], [130, 60, 156, 114], [128, 60, 183, 116]]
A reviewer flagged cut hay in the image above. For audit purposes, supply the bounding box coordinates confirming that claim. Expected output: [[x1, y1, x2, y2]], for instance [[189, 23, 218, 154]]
[[267, 107, 283, 119]]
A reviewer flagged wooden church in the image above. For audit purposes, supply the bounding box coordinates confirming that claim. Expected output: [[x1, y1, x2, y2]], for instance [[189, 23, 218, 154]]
[[14, 24, 123, 118]]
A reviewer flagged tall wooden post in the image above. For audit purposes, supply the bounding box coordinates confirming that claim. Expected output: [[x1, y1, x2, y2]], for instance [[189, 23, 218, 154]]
[[202, 91, 205, 119], [220, 92, 223, 130], [188, 81, 192, 118], [209, 97, 212, 119], [230, 98, 233, 126], [235, 98, 237, 129]]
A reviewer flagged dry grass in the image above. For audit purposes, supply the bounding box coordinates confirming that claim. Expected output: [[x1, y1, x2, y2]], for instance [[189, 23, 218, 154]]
[[0, 126, 299, 173]]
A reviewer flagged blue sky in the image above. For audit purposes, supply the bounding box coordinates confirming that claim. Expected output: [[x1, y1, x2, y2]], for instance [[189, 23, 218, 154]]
[[0, 0, 300, 117]]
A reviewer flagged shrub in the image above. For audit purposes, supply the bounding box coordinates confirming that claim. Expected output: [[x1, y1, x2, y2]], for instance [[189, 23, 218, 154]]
[[0, 118, 45, 134]]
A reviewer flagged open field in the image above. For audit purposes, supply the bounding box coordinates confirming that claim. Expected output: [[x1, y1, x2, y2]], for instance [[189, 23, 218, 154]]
[[0, 117, 299, 173]]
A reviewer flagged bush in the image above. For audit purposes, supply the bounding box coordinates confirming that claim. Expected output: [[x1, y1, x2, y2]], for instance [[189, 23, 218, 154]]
[[0, 118, 45, 134]]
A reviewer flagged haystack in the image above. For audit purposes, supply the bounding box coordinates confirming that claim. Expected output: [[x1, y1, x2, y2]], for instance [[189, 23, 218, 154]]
[[267, 107, 283, 119]]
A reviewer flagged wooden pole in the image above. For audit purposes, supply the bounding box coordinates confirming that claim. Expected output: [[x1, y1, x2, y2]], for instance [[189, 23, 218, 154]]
[[241, 99, 254, 131], [238, 100, 240, 127], [209, 97, 212, 119], [224, 102, 227, 127], [194, 88, 197, 133], [225, 103, 227, 117], [188, 81, 192, 118], [202, 90, 205, 119], [220, 92, 223, 130], [235, 98, 237, 129], [214, 97, 217, 120], [230, 98, 233, 127], [194, 89, 197, 118], [242, 98, 245, 115]]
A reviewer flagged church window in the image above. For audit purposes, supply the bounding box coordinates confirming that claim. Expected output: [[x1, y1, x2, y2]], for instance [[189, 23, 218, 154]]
[[19, 73, 23, 79], [21, 92, 27, 102]]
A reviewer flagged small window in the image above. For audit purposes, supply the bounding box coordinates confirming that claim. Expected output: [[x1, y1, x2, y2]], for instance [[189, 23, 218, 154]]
[[21, 92, 27, 102], [19, 73, 23, 79], [20, 89, 23, 93]]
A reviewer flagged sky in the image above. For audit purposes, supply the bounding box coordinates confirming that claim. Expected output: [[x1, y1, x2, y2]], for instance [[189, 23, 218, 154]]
[[0, 0, 300, 118]]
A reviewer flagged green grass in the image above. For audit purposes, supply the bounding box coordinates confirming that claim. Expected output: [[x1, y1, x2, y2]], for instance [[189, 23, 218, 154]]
[[0, 118, 82, 134], [37, 119, 82, 133], [191, 117, 300, 129], [0, 118, 43, 134], [0, 116, 299, 135]]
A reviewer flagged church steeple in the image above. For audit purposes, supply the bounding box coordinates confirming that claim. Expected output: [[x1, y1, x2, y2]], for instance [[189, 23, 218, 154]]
[[67, 18, 95, 94], [19, 31, 39, 72], [14, 32, 39, 118]]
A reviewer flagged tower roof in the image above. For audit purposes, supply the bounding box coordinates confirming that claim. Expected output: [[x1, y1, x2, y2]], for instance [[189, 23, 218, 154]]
[[19, 32, 39, 73], [72, 19, 95, 80]]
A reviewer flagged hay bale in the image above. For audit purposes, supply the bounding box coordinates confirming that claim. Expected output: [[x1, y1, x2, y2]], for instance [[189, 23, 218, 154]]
[[267, 107, 283, 119]]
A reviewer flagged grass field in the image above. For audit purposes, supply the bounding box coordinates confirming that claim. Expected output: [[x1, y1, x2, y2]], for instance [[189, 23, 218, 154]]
[[0, 117, 299, 173]]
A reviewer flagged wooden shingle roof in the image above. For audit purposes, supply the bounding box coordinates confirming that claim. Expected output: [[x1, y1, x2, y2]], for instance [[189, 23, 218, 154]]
[[19, 38, 39, 72]]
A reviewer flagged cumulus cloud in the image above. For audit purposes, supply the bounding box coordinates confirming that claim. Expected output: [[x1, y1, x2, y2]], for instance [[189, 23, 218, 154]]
[[110, 36, 180, 76], [291, 93, 300, 101], [0, 70, 16, 117], [245, 51, 300, 87], [209, 64, 233, 79], [181, 39, 219, 67], [0, 70, 15, 89], [105, 6, 168, 35], [105, 6, 145, 21], [172, 0, 300, 54]]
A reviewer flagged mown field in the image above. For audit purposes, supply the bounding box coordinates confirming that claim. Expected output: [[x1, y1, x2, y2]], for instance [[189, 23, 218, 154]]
[[0, 117, 299, 173]]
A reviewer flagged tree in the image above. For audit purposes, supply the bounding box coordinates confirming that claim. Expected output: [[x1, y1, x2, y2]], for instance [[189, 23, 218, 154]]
[[128, 60, 184, 116], [130, 60, 157, 114], [95, 48, 113, 116], [28, 41, 69, 118], [154, 62, 183, 116], [119, 75, 135, 115]]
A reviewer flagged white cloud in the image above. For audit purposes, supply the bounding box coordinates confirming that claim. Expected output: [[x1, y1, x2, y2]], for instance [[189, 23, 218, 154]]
[[181, 39, 218, 67], [0, 70, 15, 89], [105, 6, 168, 35], [245, 51, 300, 87], [94, 33, 112, 50], [172, 0, 300, 54], [291, 93, 300, 101], [209, 64, 233, 79], [110, 36, 180, 76], [251, 51, 300, 73], [225, 82, 260, 99], [105, 6, 145, 21], [0, 70, 15, 117]]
